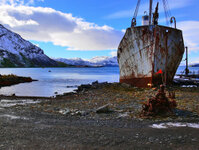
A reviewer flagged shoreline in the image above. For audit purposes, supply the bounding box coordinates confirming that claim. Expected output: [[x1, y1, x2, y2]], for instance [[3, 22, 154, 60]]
[[1, 78, 198, 98], [1, 81, 199, 118], [0, 82, 199, 149]]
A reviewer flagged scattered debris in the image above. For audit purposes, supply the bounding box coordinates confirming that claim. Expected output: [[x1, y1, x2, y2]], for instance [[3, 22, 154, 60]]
[[173, 78, 199, 87], [96, 103, 112, 113], [121, 83, 132, 88], [117, 112, 130, 118], [75, 81, 110, 92], [141, 85, 177, 116], [59, 108, 70, 115], [58, 108, 89, 116]]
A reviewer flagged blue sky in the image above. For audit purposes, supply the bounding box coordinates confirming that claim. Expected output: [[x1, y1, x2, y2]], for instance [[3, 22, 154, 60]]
[[0, 0, 198, 64]]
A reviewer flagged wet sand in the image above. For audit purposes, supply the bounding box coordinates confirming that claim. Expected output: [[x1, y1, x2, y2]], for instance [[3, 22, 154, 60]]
[[0, 83, 199, 149]]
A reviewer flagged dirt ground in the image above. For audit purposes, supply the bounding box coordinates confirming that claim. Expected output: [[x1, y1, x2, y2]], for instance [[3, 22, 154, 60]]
[[0, 83, 199, 150]]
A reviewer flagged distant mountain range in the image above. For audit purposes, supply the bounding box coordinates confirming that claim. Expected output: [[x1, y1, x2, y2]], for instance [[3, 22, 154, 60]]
[[0, 24, 58, 67], [190, 64, 199, 67], [54, 56, 118, 67]]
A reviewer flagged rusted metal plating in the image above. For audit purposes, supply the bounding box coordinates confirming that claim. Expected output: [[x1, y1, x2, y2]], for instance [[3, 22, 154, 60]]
[[141, 85, 177, 116], [117, 25, 184, 87]]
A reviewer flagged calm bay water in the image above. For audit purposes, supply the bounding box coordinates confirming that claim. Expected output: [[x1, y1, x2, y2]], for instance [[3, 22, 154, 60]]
[[0, 66, 198, 97], [0, 67, 119, 97]]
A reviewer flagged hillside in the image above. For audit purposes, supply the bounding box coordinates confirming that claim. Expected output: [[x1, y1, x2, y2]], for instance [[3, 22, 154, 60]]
[[0, 24, 58, 67]]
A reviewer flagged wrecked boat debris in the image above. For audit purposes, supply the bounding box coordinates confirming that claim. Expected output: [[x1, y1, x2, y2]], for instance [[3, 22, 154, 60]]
[[117, 0, 184, 87], [141, 85, 177, 116]]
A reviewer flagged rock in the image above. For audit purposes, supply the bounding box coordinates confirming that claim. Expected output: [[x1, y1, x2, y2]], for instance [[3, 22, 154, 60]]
[[69, 109, 89, 116], [76, 84, 92, 92], [66, 85, 78, 88], [92, 80, 99, 85], [121, 83, 131, 88], [74, 110, 88, 116], [59, 108, 70, 115], [96, 104, 112, 113]]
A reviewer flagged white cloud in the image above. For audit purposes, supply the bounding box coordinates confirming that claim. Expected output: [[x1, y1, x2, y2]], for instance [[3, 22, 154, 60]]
[[121, 29, 126, 33], [110, 50, 117, 57], [190, 60, 199, 65], [178, 21, 199, 53], [0, 5, 123, 50], [0, 0, 43, 6]]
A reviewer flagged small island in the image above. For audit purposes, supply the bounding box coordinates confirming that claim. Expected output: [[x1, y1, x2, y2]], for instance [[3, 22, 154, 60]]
[[0, 74, 37, 87]]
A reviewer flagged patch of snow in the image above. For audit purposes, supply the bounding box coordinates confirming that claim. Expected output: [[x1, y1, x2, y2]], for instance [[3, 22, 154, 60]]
[[174, 76, 180, 79], [0, 24, 55, 66], [181, 85, 197, 88], [117, 112, 130, 118], [150, 122, 199, 129], [0, 99, 41, 108], [0, 114, 28, 120], [55, 56, 118, 67], [150, 123, 168, 129]]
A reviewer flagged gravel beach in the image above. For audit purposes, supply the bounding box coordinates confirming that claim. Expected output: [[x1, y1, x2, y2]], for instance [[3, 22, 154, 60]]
[[0, 83, 199, 149]]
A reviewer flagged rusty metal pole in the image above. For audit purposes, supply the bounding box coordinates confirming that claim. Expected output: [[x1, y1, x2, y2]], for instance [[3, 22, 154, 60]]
[[170, 17, 176, 29], [185, 46, 189, 76], [149, 0, 153, 25]]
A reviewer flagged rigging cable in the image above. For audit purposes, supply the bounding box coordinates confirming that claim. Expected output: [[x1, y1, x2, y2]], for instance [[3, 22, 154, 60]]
[[133, 0, 141, 20], [162, 0, 171, 26], [131, 0, 141, 27]]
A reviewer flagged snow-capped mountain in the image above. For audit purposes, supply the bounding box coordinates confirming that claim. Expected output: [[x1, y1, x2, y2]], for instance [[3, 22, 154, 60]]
[[0, 24, 58, 67], [55, 56, 118, 67]]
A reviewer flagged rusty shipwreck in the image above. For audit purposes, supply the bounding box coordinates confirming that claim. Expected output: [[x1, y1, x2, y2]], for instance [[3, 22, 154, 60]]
[[117, 0, 184, 87]]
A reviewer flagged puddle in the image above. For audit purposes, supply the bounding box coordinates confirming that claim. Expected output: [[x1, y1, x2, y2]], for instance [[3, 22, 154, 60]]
[[150, 122, 199, 129], [0, 99, 41, 108]]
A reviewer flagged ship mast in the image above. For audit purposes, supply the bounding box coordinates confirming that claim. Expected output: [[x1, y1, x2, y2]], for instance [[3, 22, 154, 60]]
[[149, 0, 153, 25]]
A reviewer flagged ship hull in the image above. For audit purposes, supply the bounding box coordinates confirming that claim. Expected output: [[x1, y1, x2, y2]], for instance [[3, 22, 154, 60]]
[[117, 25, 184, 87]]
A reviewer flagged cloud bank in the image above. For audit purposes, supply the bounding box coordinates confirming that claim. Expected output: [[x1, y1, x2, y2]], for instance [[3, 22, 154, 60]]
[[178, 21, 199, 53], [0, 0, 44, 6], [0, 4, 123, 50]]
